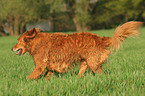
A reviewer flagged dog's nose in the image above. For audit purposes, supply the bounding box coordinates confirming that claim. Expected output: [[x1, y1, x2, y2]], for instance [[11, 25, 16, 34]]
[[11, 48, 13, 51]]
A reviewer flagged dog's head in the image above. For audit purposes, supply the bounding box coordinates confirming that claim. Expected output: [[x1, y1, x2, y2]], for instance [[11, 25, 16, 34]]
[[11, 28, 43, 56]]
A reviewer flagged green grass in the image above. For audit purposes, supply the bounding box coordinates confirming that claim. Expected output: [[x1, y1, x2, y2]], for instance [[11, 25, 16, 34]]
[[0, 28, 145, 96]]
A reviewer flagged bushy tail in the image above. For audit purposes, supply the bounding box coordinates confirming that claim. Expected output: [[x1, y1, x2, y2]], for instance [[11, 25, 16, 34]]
[[110, 21, 143, 52]]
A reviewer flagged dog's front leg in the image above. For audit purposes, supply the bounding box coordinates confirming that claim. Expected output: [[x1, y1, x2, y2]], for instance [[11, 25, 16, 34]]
[[27, 62, 47, 81]]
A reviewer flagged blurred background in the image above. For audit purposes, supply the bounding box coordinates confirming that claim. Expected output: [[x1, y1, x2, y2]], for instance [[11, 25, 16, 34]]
[[0, 0, 144, 36]]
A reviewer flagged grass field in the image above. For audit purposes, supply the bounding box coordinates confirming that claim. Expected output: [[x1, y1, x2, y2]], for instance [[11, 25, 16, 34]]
[[0, 27, 144, 96]]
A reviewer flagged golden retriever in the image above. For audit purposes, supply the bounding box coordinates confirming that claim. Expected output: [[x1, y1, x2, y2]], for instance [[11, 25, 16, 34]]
[[11, 21, 142, 80]]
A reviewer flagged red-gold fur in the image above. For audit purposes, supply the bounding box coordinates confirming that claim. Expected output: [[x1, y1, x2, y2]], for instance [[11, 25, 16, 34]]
[[11, 21, 142, 80]]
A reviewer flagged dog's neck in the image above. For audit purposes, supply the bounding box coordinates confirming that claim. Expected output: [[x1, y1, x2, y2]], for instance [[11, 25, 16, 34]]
[[26, 33, 52, 56], [25, 33, 43, 56]]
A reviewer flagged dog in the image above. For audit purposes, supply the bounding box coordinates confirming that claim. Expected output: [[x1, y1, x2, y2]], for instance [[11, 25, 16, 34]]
[[11, 21, 142, 80]]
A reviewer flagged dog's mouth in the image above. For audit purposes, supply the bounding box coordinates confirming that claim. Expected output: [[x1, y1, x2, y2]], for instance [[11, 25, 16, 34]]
[[16, 49, 23, 56]]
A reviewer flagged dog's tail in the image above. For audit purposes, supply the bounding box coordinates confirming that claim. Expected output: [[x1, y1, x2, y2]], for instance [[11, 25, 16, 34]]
[[110, 21, 143, 52]]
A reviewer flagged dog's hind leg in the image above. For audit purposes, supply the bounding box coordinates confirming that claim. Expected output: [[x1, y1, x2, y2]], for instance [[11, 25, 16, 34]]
[[86, 55, 105, 74], [87, 58, 98, 74], [77, 60, 88, 77], [87, 52, 108, 74]]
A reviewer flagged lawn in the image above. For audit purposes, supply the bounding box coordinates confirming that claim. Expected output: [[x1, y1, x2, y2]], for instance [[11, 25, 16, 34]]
[[0, 27, 144, 96]]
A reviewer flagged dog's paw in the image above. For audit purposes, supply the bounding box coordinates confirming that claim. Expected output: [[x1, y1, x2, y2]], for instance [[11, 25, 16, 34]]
[[27, 76, 30, 81], [27, 76, 34, 81]]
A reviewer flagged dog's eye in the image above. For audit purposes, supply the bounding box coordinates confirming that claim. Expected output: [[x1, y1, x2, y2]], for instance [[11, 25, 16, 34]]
[[17, 40, 22, 44], [24, 37, 27, 42]]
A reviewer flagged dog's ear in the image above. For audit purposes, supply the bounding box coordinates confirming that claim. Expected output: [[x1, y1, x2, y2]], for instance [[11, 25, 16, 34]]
[[27, 28, 37, 37], [35, 28, 43, 32], [24, 28, 37, 42]]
